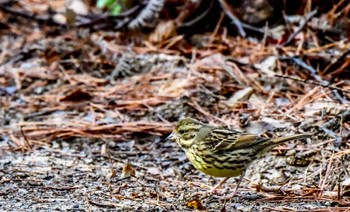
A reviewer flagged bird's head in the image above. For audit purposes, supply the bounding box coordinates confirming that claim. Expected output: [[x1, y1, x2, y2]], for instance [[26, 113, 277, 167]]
[[166, 117, 205, 149]]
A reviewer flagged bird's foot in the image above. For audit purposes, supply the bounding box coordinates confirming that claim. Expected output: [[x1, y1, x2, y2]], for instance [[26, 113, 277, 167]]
[[222, 191, 239, 200], [192, 185, 231, 198], [192, 188, 226, 197], [209, 186, 224, 194]]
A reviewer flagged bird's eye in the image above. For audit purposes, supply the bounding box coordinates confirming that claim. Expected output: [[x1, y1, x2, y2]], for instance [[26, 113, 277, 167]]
[[179, 129, 185, 134]]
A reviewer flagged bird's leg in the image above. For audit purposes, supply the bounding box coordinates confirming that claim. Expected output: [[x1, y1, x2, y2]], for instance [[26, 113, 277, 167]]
[[192, 177, 230, 196], [234, 170, 245, 194], [224, 170, 246, 199], [209, 177, 230, 193]]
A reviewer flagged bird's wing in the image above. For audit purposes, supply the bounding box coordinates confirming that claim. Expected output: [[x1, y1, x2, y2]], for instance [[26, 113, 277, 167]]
[[205, 128, 269, 152]]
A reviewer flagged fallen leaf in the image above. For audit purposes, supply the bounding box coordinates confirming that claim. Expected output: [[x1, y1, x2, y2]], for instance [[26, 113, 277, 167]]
[[149, 20, 178, 43], [254, 56, 277, 76], [121, 160, 135, 178], [106, 167, 116, 181], [226, 87, 254, 107], [186, 199, 204, 210], [147, 167, 161, 175], [261, 117, 292, 129], [101, 143, 107, 155]]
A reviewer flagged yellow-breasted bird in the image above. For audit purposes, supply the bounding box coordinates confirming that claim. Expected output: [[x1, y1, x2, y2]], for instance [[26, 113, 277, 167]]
[[166, 117, 311, 198]]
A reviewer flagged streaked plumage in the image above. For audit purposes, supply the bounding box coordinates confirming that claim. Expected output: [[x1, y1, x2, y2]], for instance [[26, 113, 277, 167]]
[[167, 117, 311, 196]]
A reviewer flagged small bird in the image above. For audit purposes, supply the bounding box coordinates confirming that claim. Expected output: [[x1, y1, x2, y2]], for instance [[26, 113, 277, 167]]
[[166, 117, 311, 198]]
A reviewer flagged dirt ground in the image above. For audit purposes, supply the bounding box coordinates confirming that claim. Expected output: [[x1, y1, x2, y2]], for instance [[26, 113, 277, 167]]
[[1, 1, 350, 211], [1, 136, 349, 211]]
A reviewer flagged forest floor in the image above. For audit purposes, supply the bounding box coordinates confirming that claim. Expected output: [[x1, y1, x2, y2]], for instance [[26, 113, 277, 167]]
[[1, 0, 350, 211]]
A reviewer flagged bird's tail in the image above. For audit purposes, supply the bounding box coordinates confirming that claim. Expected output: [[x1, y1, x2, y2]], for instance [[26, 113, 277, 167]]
[[272, 134, 312, 144], [257, 133, 311, 157]]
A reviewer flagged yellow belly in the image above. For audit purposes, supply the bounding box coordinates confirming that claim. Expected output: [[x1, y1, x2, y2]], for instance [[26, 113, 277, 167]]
[[185, 151, 244, 177]]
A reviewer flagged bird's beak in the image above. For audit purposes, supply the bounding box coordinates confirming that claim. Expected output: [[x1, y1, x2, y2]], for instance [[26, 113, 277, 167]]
[[165, 132, 177, 141]]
